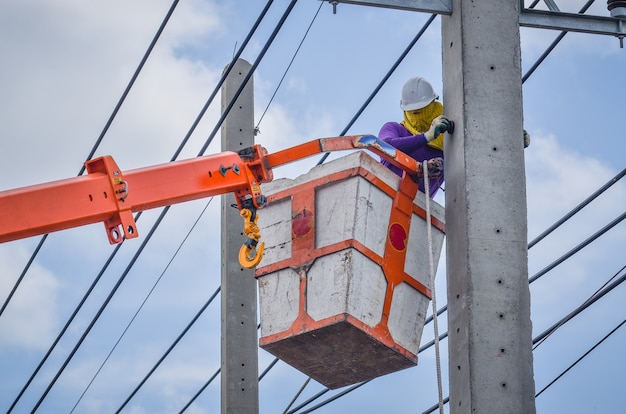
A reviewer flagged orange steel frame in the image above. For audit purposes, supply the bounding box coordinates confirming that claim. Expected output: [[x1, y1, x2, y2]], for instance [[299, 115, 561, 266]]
[[0, 135, 426, 246]]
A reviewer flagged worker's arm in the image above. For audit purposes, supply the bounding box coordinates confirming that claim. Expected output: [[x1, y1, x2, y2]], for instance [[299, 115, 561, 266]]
[[378, 122, 430, 152]]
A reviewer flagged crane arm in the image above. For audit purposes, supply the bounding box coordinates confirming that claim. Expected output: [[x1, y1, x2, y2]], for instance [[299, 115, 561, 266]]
[[0, 135, 426, 266]]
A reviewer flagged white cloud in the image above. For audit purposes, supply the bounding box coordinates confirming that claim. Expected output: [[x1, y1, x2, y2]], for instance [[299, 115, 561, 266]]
[[526, 132, 625, 237], [0, 242, 60, 350], [525, 132, 626, 329], [0, 0, 226, 188]]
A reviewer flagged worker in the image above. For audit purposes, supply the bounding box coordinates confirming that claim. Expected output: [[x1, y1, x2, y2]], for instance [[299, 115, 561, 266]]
[[379, 77, 452, 198]]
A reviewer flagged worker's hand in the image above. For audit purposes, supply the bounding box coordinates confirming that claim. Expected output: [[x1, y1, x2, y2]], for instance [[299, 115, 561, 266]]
[[523, 129, 530, 148], [424, 115, 452, 142]]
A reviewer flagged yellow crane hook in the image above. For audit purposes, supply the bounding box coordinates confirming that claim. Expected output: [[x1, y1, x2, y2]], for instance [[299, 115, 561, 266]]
[[238, 208, 265, 269]]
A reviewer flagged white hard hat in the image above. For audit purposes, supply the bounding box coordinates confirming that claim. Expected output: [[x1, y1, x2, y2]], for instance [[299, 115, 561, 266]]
[[400, 77, 438, 111]]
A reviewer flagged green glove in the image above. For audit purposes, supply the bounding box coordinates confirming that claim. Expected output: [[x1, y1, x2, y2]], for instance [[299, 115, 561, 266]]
[[424, 115, 451, 142]]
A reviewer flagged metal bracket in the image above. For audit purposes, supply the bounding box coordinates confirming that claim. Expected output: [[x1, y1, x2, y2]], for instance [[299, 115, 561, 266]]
[[85, 156, 138, 244]]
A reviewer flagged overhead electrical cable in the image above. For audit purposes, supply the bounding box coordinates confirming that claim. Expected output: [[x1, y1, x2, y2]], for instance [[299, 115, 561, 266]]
[[316, 13, 438, 166], [528, 210, 626, 284], [182, 161, 625, 413], [255, 1, 324, 132], [528, 167, 626, 249], [283, 2, 623, 408], [69, 198, 215, 413], [532, 265, 626, 349], [286, 220, 626, 412], [283, 378, 312, 414], [172, 0, 277, 160], [177, 356, 278, 413], [535, 318, 626, 398], [29, 209, 172, 413], [67, 0, 281, 406], [284, 330, 449, 414], [293, 258, 626, 413], [177, 368, 220, 414], [177, 9, 436, 409], [274, 0, 618, 411], [177, 5, 324, 408], [522, 0, 595, 83], [116, 0, 299, 406], [420, 266, 626, 414], [9, 2, 277, 411], [197, 0, 299, 156], [14, 0, 615, 410], [297, 382, 369, 414], [5, 240, 126, 414], [38, 0, 298, 409], [114, 286, 222, 413], [0, 0, 181, 320], [422, 397, 451, 414], [260, 15, 442, 411], [259, 357, 280, 381], [285, 389, 330, 414]]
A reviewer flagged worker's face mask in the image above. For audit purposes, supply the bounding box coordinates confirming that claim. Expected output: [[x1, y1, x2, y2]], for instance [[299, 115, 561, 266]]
[[401, 101, 444, 151]]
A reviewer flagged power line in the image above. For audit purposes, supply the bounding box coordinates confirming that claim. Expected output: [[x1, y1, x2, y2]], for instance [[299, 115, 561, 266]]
[[279, 202, 626, 412], [7, 2, 278, 410], [177, 368, 220, 414], [535, 318, 626, 398], [177, 356, 278, 412], [316, 13, 438, 166], [33, 0, 300, 410], [111, 0, 301, 408], [0, 0, 181, 320], [69, 198, 214, 412], [528, 167, 626, 249], [298, 381, 368, 414], [197, 0, 299, 156], [136, 8, 437, 409], [529, 210, 626, 284], [3, 1, 620, 410], [255, 1, 324, 131], [115, 286, 222, 413], [271, 1, 625, 407], [172, 0, 277, 160], [532, 265, 626, 349], [5, 238, 126, 414], [420, 266, 626, 414], [29, 208, 171, 413], [124, 0, 303, 406], [284, 211, 626, 412], [65, 0, 283, 407], [522, 0, 595, 84]]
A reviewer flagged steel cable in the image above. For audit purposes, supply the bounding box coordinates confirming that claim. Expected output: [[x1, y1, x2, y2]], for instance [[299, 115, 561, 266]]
[[420, 267, 626, 413], [0, 0, 181, 320], [109, 0, 300, 410], [316, 13, 438, 166], [69, 198, 215, 412], [535, 318, 626, 398], [115, 286, 222, 413], [286, 204, 626, 412], [9, 1, 278, 411]]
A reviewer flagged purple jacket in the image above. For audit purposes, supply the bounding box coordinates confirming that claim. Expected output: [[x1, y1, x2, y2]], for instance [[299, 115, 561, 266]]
[[378, 122, 444, 198]]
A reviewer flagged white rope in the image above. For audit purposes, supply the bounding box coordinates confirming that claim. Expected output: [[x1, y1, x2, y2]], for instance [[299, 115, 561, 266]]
[[422, 160, 445, 414]]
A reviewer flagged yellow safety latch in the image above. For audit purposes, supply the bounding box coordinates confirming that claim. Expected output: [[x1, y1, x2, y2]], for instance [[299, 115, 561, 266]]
[[238, 208, 265, 269]]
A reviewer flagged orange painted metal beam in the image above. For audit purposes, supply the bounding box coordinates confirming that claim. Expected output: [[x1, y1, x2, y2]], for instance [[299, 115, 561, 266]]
[[0, 149, 267, 244], [0, 135, 424, 245], [263, 135, 421, 177]]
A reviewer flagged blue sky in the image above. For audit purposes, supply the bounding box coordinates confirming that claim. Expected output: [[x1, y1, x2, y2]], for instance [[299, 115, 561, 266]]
[[0, 1, 625, 413]]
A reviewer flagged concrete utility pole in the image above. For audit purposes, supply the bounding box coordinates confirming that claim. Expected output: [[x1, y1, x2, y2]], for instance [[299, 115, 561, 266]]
[[221, 58, 259, 414], [442, 0, 536, 412]]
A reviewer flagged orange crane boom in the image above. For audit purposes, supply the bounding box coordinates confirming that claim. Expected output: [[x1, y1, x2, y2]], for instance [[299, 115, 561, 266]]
[[0, 135, 428, 267]]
